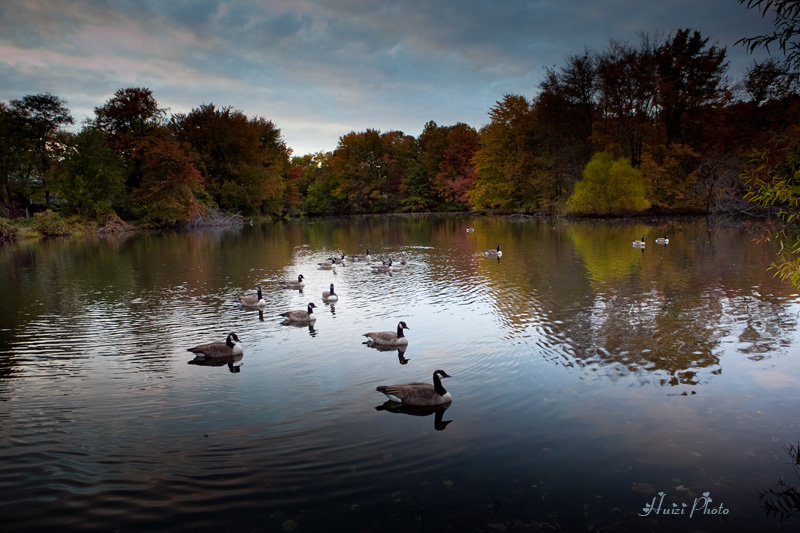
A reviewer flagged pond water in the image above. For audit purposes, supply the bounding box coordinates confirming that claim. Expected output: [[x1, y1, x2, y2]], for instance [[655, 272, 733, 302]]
[[1, 215, 799, 532]]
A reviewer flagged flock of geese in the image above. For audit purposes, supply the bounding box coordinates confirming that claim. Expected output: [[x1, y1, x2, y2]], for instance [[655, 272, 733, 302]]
[[184, 245, 501, 407], [187, 230, 666, 406]]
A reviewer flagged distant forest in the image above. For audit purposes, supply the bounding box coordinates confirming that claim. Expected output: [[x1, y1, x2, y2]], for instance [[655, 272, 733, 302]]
[[2, 27, 799, 227]]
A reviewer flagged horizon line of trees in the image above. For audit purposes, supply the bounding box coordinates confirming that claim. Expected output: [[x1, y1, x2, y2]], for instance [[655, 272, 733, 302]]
[[1, 26, 799, 225]]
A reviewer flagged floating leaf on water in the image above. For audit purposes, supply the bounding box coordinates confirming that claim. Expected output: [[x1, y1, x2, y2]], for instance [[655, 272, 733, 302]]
[[632, 482, 655, 494], [282, 519, 298, 532]]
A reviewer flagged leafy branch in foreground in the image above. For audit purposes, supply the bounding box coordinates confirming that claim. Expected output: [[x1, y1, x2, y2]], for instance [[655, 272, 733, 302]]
[[743, 132, 800, 285]]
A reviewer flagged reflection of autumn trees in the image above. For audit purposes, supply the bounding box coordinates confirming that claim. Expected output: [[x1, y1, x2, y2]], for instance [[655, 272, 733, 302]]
[[497, 220, 800, 387]]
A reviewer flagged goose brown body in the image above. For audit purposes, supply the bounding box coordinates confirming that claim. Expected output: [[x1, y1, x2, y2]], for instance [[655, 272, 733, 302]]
[[483, 244, 502, 256], [280, 302, 317, 322], [371, 259, 392, 272], [239, 286, 266, 307], [376, 370, 452, 406], [280, 274, 305, 288], [351, 249, 370, 261], [363, 321, 409, 346], [187, 332, 243, 358]]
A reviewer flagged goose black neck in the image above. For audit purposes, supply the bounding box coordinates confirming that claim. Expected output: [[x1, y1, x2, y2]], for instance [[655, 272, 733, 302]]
[[433, 373, 447, 395], [396, 324, 405, 338], [307, 304, 314, 314], [226, 335, 235, 348]]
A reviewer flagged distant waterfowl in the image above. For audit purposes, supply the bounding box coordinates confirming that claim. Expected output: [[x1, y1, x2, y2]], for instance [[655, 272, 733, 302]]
[[317, 261, 335, 270], [376, 369, 452, 406], [328, 253, 346, 264], [655, 234, 669, 245], [363, 321, 409, 346], [371, 258, 392, 272], [239, 285, 267, 307], [466, 227, 475, 233], [484, 244, 502, 257], [187, 332, 243, 358], [280, 302, 317, 322], [632, 236, 646, 247], [351, 249, 371, 261], [280, 274, 305, 288], [322, 283, 338, 302]]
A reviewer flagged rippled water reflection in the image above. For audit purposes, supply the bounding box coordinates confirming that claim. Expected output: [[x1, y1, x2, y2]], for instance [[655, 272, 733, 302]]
[[1, 215, 799, 531]]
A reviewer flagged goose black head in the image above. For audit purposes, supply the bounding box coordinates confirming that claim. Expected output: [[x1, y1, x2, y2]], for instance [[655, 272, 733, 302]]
[[399, 321, 409, 330], [434, 369, 451, 380]]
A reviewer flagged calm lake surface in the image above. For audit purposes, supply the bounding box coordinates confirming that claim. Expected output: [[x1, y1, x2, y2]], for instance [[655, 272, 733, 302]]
[[1, 215, 799, 532]]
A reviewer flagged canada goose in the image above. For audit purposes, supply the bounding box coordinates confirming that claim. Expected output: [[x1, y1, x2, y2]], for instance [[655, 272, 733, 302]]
[[371, 258, 392, 272], [280, 302, 317, 322], [187, 332, 243, 358], [632, 236, 646, 247], [329, 253, 346, 264], [280, 274, 305, 288], [351, 248, 371, 261], [655, 234, 669, 245], [322, 283, 338, 302], [317, 261, 335, 270], [376, 369, 452, 406], [484, 244, 502, 257], [466, 227, 475, 233], [239, 285, 267, 307], [363, 321, 409, 346]]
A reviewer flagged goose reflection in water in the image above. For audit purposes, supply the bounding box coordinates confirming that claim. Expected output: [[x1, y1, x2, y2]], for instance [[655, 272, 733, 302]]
[[281, 321, 318, 337], [375, 402, 453, 431], [188, 353, 243, 373], [365, 342, 410, 364]]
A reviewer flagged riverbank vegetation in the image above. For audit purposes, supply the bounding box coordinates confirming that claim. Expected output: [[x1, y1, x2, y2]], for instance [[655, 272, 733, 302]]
[[1, 20, 799, 240]]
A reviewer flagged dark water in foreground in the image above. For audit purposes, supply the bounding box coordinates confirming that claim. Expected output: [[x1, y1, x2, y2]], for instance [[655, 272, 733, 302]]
[[1, 215, 799, 532]]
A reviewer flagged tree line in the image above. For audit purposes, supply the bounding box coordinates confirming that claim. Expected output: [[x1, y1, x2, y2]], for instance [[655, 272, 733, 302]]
[[1, 26, 799, 226]]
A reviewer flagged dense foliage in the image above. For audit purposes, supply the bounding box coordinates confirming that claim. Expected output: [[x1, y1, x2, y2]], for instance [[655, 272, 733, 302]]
[[1, 25, 799, 225]]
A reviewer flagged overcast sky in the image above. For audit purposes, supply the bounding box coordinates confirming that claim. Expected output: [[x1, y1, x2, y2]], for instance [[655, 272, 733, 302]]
[[0, 0, 779, 157]]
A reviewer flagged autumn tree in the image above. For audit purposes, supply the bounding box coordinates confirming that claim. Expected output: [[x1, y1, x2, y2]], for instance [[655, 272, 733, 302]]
[[594, 37, 659, 167], [8, 93, 74, 207], [471, 94, 553, 210], [654, 29, 728, 147], [94, 87, 165, 191], [567, 152, 650, 215], [172, 104, 292, 216], [295, 151, 340, 214], [134, 133, 205, 224], [53, 127, 126, 219], [329, 129, 417, 213]]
